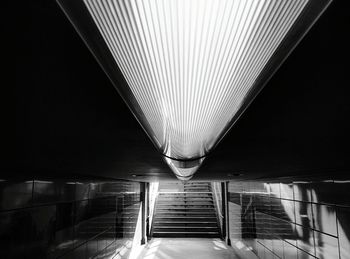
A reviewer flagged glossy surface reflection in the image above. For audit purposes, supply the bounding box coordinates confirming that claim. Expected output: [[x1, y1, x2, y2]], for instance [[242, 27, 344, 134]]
[[228, 175, 350, 259], [0, 178, 141, 259]]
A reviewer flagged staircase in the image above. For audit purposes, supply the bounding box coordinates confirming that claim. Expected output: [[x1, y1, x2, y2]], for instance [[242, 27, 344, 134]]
[[152, 182, 221, 238]]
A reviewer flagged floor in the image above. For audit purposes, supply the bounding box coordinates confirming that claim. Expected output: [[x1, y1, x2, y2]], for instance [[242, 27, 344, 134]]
[[135, 238, 257, 259]]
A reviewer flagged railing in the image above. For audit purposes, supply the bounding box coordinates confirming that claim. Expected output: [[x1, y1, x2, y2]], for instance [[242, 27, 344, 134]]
[[211, 182, 224, 233], [148, 182, 159, 236]]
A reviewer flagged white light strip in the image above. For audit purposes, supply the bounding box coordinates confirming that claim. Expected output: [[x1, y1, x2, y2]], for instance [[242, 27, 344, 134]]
[[82, 0, 309, 175]]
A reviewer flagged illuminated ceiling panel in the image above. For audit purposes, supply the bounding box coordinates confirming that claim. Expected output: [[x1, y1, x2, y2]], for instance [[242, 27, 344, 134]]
[[57, 0, 331, 180]]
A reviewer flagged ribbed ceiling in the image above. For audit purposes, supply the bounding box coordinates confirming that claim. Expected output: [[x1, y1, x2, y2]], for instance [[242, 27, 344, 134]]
[[83, 0, 308, 162]]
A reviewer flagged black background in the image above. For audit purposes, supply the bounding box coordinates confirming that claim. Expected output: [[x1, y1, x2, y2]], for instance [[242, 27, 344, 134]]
[[6, 0, 350, 181]]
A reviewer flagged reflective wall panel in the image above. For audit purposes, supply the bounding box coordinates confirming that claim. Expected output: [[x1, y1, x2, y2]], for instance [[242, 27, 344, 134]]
[[228, 174, 350, 259], [0, 177, 141, 259]]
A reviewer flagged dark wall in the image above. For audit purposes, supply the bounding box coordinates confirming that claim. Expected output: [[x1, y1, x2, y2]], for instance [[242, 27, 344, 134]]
[[8, 0, 172, 180], [196, 0, 350, 180], [7, 0, 350, 181], [0, 177, 141, 259], [228, 174, 350, 259]]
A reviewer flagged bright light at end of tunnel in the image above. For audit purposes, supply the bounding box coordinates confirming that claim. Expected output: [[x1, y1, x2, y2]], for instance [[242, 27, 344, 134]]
[[57, 0, 331, 180]]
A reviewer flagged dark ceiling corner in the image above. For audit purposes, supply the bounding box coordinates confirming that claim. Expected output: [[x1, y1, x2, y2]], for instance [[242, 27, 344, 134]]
[[8, 0, 350, 181]]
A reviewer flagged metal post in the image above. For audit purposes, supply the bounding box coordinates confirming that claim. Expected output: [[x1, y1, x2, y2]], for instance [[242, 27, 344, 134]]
[[145, 182, 150, 239], [141, 182, 146, 244], [221, 182, 226, 239], [225, 181, 231, 246]]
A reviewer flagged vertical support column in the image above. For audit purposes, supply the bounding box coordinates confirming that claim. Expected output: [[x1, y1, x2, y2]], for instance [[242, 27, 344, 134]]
[[221, 182, 226, 239], [141, 182, 146, 245], [145, 182, 150, 240], [225, 181, 231, 246]]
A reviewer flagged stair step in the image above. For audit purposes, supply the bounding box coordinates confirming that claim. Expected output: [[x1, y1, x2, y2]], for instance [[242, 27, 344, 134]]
[[183, 187, 211, 189], [152, 232, 220, 238], [158, 198, 213, 201], [157, 202, 214, 206], [157, 200, 213, 204], [153, 227, 218, 232], [154, 216, 217, 221], [158, 193, 212, 196], [153, 222, 218, 226], [184, 187, 210, 189], [152, 182, 220, 238], [182, 191, 211, 193], [157, 206, 214, 209], [156, 207, 214, 211], [156, 211, 215, 214], [158, 198, 213, 204], [154, 214, 216, 218], [182, 189, 211, 190], [153, 227, 218, 233], [156, 205, 214, 208], [153, 226, 218, 229], [157, 203, 214, 207], [155, 209, 216, 213], [182, 188, 211, 190], [159, 188, 211, 192], [158, 195, 212, 199], [158, 197, 213, 200], [185, 184, 210, 186], [158, 194, 212, 196]]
